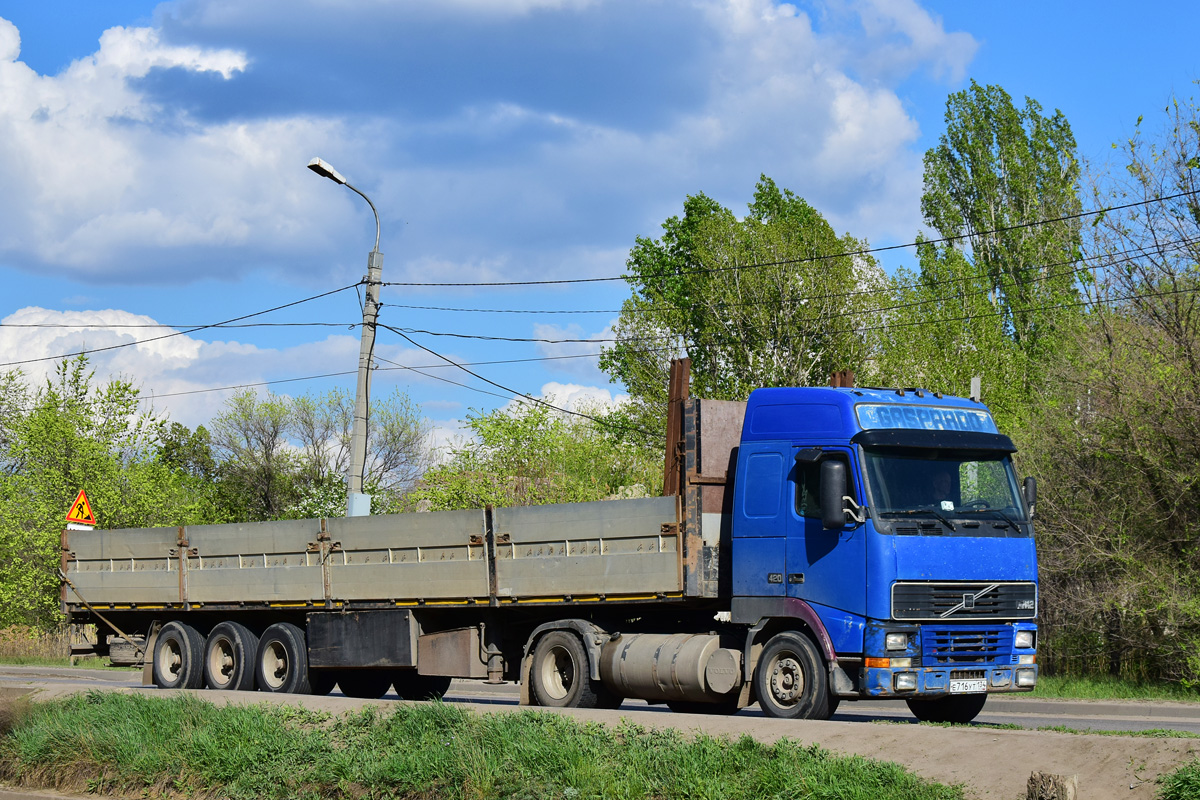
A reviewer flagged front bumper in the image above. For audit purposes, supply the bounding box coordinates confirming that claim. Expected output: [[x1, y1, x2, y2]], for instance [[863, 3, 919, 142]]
[[863, 663, 1038, 697]]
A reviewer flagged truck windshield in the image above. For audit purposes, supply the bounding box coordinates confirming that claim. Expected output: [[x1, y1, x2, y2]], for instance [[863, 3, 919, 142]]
[[861, 448, 1029, 534]]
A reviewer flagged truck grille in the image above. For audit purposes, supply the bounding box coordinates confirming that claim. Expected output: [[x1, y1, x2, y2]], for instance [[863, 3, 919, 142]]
[[922, 628, 1008, 666], [891, 581, 1037, 621]]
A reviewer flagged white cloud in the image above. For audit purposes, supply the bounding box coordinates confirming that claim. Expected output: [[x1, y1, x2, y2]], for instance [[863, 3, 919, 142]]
[[0, 17, 19, 63], [0, 0, 981, 303], [0, 306, 442, 428], [0, 15, 363, 281]]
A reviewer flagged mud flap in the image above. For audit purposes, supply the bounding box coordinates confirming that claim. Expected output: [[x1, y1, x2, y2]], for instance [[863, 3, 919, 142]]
[[829, 661, 857, 697]]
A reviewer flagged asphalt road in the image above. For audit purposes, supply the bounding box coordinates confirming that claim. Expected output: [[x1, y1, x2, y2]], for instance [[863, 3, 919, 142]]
[[4, 664, 1200, 800], [3, 663, 1200, 734]]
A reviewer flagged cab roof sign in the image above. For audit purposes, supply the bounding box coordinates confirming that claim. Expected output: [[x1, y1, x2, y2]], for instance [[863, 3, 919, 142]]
[[855, 403, 998, 434]]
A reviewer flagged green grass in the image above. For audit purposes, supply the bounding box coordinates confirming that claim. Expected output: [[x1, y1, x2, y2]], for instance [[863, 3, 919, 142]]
[[1032, 674, 1200, 703], [0, 692, 963, 800], [0, 656, 135, 670]]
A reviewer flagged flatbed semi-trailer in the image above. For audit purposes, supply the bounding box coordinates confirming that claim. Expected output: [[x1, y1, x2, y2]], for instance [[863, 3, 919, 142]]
[[63, 361, 1039, 722]]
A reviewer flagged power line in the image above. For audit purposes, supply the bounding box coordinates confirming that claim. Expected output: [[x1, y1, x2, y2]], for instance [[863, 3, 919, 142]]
[[379, 189, 1198, 288], [0, 282, 362, 369], [0, 322, 359, 330], [380, 323, 655, 438]]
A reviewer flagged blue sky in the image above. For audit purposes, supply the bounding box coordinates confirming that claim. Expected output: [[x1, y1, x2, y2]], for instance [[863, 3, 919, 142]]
[[0, 0, 1196, 452]]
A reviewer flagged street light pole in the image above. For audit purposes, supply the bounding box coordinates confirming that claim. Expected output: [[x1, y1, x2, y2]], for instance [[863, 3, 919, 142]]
[[307, 157, 382, 517]]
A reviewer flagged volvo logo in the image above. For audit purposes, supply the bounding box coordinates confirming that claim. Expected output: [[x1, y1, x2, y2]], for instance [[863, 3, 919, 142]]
[[940, 584, 998, 618]]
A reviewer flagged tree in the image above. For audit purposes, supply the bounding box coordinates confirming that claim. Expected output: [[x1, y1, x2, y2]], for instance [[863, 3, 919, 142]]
[[408, 400, 660, 512], [876, 81, 1085, 427], [1024, 88, 1200, 683], [601, 176, 885, 437], [211, 386, 432, 521], [0, 358, 211, 629]]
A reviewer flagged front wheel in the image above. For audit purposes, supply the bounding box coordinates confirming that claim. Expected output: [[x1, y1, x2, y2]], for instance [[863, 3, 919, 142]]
[[906, 694, 987, 724], [255, 623, 311, 694], [753, 632, 835, 720]]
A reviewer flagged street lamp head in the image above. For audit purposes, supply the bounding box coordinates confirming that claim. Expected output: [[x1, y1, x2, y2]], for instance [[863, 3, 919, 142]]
[[307, 157, 347, 185]]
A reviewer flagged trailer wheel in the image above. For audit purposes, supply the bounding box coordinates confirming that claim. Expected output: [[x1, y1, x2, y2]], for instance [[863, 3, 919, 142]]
[[754, 632, 834, 720], [339, 670, 393, 699], [203, 621, 258, 692], [152, 621, 204, 690], [530, 631, 605, 709], [906, 693, 987, 724], [255, 623, 311, 694], [392, 671, 453, 701]]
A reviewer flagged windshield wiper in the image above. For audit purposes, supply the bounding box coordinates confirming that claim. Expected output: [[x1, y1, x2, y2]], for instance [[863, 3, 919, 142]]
[[880, 508, 957, 532]]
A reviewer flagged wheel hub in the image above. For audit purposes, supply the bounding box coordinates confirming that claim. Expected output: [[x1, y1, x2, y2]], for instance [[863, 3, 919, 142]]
[[770, 656, 803, 704]]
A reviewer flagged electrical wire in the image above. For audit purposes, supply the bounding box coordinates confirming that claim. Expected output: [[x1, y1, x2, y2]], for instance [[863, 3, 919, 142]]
[[0, 282, 362, 369], [379, 323, 655, 438], [379, 189, 1199, 288]]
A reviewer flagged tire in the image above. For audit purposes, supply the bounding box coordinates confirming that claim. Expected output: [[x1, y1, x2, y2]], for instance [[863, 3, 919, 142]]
[[906, 693, 987, 724], [203, 621, 259, 692], [753, 632, 834, 720], [310, 669, 338, 696], [392, 671, 453, 701], [339, 670, 393, 699], [255, 622, 311, 694], [529, 631, 605, 709], [152, 621, 205, 690], [666, 697, 740, 715]]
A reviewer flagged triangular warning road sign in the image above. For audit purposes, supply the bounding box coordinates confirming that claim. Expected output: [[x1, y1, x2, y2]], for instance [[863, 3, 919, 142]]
[[66, 489, 97, 526]]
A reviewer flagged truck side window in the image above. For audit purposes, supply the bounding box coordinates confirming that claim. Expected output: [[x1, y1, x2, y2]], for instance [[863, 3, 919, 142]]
[[795, 455, 855, 520]]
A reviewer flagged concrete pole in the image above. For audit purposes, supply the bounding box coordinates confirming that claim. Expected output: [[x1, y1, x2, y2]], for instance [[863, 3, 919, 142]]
[[347, 245, 383, 517]]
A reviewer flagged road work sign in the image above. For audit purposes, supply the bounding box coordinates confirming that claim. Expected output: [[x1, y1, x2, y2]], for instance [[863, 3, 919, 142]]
[[66, 489, 97, 526]]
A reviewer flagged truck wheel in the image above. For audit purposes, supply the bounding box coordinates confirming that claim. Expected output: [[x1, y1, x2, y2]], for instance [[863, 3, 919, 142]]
[[339, 670, 393, 699], [530, 631, 605, 708], [754, 632, 834, 720], [666, 697, 740, 715], [152, 621, 204, 690], [203, 621, 258, 692], [309, 669, 338, 696], [906, 694, 987, 724], [393, 671, 453, 701], [255, 623, 311, 694]]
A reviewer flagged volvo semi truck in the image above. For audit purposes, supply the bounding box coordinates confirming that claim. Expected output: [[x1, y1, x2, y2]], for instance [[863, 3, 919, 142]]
[[63, 361, 1038, 723]]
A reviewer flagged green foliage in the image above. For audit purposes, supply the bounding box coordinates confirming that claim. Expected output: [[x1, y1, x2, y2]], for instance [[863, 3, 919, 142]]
[[601, 175, 885, 436], [410, 400, 660, 511], [0, 358, 214, 630], [210, 386, 431, 521], [1023, 87, 1200, 683], [0, 692, 962, 800], [878, 81, 1085, 429]]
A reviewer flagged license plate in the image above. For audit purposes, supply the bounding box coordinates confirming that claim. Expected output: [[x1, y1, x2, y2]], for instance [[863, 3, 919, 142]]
[[950, 679, 987, 694]]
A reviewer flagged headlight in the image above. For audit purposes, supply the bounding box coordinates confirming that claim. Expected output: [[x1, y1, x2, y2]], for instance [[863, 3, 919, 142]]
[[894, 672, 917, 691], [889, 657, 912, 669], [885, 632, 908, 651], [1016, 668, 1037, 687], [1014, 630, 1035, 649]]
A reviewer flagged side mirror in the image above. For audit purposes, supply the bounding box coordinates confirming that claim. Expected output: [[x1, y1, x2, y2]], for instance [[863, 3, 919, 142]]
[[820, 460, 847, 530], [1023, 476, 1037, 517]]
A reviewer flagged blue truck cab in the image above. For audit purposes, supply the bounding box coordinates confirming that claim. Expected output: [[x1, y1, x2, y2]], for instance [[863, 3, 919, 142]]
[[729, 385, 1038, 723]]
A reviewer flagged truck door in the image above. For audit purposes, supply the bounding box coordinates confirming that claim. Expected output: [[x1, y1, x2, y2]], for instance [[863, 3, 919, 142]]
[[787, 447, 867, 642]]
